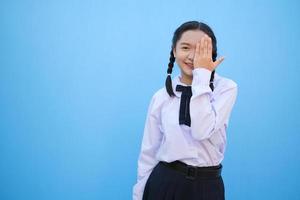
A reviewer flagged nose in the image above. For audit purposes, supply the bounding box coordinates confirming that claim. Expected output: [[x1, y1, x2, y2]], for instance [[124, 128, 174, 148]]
[[187, 50, 195, 60]]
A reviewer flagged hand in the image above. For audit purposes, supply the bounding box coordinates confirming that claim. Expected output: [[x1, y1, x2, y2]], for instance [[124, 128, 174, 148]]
[[193, 35, 225, 71]]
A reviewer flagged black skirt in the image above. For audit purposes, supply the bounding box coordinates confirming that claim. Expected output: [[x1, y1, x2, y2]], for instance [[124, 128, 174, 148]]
[[142, 161, 225, 200]]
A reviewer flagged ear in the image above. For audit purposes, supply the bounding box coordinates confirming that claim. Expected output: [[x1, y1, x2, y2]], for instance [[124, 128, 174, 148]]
[[172, 47, 176, 57]]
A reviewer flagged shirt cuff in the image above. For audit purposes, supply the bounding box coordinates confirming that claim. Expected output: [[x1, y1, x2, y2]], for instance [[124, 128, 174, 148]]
[[191, 68, 212, 96]]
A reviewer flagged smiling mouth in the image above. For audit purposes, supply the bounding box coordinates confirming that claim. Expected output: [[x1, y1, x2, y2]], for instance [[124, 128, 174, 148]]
[[185, 63, 194, 68]]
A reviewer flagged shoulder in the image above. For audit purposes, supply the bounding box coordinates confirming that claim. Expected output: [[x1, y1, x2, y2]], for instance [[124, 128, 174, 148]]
[[148, 87, 170, 113], [151, 87, 170, 105]]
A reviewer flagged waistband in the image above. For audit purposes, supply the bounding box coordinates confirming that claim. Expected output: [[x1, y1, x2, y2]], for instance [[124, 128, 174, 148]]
[[160, 160, 222, 180]]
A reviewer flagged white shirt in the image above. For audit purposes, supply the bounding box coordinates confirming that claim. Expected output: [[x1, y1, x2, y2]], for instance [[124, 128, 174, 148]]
[[133, 68, 238, 200]]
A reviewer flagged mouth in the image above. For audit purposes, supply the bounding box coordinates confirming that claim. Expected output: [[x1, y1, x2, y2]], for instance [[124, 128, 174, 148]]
[[185, 62, 194, 69]]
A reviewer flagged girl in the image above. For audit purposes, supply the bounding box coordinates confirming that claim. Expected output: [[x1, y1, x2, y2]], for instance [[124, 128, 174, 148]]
[[133, 21, 238, 200]]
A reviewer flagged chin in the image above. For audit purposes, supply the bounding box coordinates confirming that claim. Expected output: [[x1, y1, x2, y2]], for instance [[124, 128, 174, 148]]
[[184, 68, 193, 75], [182, 70, 193, 77], [179, 66, 193, 77]]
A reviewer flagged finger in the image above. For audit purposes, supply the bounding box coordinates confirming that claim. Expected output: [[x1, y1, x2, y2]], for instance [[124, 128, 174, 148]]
[[214, 56, 225, 68], [204, 36, 209, 56], [200, 37, 205, 57], [195, 41, 200, 58], [208, 37, 213, 59]]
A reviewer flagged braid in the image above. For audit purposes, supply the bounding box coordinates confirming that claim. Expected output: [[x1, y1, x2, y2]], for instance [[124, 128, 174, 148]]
[[209, 51, 217, 91], [165, 50, 176, 97], [209, 70, 215, 91]]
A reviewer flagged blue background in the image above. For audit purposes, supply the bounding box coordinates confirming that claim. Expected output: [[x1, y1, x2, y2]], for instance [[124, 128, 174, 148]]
[[1, 0, 299, 199]]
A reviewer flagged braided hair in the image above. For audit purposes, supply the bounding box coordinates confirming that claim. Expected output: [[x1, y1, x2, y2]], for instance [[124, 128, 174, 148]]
[[165, 21, 218, 97]]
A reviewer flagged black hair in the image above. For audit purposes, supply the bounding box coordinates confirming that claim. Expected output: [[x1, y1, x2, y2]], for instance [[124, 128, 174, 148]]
[[165, 21, 217, 97]]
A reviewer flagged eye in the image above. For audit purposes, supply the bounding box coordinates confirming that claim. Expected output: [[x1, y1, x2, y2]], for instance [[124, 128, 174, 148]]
[[181, 46, 189, 50]]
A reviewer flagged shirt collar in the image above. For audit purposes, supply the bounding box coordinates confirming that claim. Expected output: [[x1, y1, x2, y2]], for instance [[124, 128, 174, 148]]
[[172, 74, 190, 97], [171, 72, 220, 97]]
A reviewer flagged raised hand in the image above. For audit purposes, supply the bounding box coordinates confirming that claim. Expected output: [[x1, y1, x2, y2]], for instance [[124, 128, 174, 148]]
[[193, 35, 225, 71]]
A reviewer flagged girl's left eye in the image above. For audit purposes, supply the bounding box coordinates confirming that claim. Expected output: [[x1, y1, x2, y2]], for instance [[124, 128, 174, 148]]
[[182, 47, 189, 50]]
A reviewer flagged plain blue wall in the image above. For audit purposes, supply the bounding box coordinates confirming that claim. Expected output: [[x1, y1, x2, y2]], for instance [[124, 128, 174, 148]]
[[1, 0, 299, 199]]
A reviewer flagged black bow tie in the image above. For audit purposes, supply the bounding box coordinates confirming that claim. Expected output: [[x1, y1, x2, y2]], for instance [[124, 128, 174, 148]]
[[176, 85, 192, 127]]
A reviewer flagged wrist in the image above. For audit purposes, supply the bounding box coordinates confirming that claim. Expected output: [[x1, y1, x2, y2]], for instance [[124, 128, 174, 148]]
[[192, 68, 211, 85], [194, 66, 213, 72]]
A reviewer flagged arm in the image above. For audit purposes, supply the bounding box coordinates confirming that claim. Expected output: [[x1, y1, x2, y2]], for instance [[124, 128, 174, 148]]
[[190, 68, 238, 140], [133, 94, 163, 200]]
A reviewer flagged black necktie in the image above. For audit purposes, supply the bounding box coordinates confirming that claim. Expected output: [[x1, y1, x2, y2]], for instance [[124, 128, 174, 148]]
[[176, 85, 192, 127]]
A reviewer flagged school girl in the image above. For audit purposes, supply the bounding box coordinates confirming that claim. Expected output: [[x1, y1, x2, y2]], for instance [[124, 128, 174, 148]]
[[133, 21, 238, 200]]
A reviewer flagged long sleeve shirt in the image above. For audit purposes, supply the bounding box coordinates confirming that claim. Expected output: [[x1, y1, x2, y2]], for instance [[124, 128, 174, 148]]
[[133, 68, 238, 200]]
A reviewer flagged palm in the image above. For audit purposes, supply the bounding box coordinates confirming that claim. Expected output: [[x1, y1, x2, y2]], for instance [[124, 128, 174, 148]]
[[193, 35, 224, 71]]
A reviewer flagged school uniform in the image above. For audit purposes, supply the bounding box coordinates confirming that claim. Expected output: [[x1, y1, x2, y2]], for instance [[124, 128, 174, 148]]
[[133, 68, 238, 200]]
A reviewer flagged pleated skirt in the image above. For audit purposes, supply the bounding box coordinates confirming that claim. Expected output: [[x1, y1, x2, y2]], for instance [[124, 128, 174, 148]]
[[142, 161, 225, 200]]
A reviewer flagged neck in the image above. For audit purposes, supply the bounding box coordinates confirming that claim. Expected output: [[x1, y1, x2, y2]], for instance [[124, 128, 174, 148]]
[[180, 74, 193, 85]]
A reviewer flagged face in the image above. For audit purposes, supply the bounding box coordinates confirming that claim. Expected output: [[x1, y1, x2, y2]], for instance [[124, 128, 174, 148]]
[[173, 30, 209, 79]]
